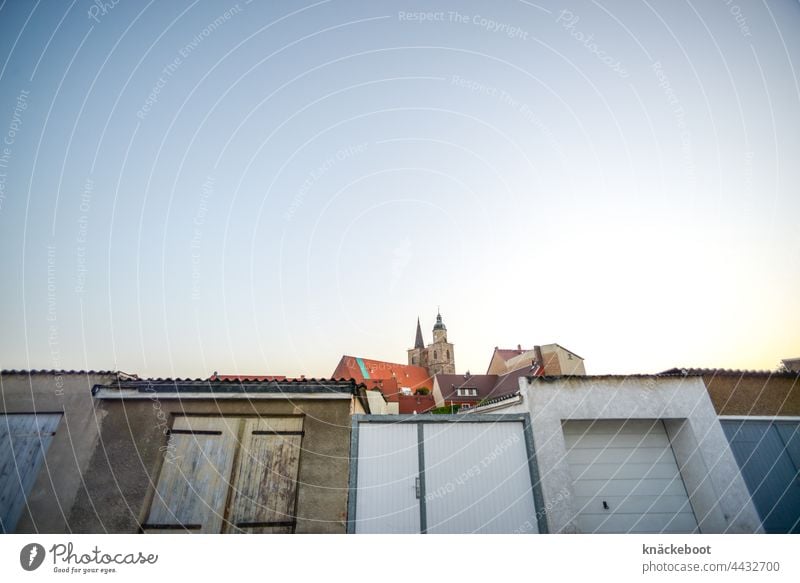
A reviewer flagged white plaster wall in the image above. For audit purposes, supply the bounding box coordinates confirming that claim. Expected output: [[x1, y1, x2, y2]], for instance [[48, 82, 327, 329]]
[[498, 375, 762, 533]]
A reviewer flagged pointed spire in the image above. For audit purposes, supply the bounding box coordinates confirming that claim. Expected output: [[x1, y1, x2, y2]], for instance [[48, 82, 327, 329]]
[[414, 317, 424, 349]]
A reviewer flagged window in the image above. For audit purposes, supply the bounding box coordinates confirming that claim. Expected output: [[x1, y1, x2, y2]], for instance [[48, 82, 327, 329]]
[[143, 416, 303, 533], [433, 351, 438, 360], [456, 388, 478, 397], [446, 350, 450, 359]]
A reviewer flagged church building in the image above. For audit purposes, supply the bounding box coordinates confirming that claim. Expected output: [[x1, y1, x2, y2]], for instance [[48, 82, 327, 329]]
[[407, 311, 455, 375]]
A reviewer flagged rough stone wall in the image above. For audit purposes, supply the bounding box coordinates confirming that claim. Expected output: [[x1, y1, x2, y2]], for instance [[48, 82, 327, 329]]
[[426, 341, 455, 375], [701, 373, 800, 416]]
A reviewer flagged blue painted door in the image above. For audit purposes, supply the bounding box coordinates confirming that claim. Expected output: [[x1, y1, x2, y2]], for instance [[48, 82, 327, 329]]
[[722, 420, 800, 533]]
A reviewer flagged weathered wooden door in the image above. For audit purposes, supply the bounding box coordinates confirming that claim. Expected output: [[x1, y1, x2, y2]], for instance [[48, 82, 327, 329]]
[[225, 417, 303, 533], [144, 416, 304, 534], [144, 417, 240, 533], [0, 414, 62, 533]]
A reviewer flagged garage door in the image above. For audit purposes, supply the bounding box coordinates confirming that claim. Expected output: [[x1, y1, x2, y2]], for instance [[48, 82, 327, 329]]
[[424, 422, 538, 533], [351, 416, 543, 533], [722, 420, 800, 533], [563, 419, 698, 533], [0, 414, 62, 533], [353, 423, 420, 534]]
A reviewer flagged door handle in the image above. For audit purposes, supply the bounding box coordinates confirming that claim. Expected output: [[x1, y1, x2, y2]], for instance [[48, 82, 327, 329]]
[[415, 477, 421, 499]]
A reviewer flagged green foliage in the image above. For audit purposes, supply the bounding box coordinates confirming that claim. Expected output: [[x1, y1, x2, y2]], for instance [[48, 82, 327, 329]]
[[414, 387, 430, 395], [431, 404, 461, 414]]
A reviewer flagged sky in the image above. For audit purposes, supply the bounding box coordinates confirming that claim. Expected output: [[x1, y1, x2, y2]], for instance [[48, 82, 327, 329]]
[[0, 0, 798, 379]]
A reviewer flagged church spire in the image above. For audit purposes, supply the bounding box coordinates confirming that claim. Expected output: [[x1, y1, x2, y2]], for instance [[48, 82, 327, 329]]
[[414, 317, 424, 349]]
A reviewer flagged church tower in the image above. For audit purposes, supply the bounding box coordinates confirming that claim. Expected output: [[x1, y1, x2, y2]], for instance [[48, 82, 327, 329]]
[[407, 311, 455, 375], [427, 310, 455, 375], [407, 318, 428, 368]]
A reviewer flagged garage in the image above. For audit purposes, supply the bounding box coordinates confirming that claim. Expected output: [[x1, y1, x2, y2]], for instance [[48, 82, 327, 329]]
[[1, 413, 62, 533], [563, 419, 698, 533], [349, 414, 546, 533], [721, 419, 800, 533]]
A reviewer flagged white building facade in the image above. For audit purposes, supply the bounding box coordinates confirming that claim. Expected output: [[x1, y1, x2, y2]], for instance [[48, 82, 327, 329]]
[[463, 374, 763, 534]]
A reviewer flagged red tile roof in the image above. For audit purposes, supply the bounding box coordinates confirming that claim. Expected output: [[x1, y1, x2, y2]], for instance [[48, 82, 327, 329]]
[[332, 355, 433, 402], [210, 374, 303, 382]]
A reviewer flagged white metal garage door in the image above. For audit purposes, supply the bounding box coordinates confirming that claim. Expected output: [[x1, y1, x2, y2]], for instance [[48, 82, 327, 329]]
[[351, 417, 542, 533], [563, 419, 698, 533], [424, 422, 537, 533], [354, 423, 421, 534]]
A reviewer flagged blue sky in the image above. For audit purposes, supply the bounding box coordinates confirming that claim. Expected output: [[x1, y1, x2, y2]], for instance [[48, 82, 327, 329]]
[[0, 0, 798, 378]]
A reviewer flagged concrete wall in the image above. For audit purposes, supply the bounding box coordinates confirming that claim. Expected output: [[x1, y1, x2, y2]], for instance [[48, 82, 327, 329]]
[[496, 375, 762, 533], [0, 371, 118, 533], [700, 373, 800, 416], [66, 396, 352, 533]]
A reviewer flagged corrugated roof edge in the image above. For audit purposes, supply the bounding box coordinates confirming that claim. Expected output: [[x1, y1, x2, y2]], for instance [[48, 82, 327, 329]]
[[461, 390, 522, 410], [659, 368, 800, 378], [528, 374, 702, 381], [92, 377, 365, 395], [2, 369, 138, 378]]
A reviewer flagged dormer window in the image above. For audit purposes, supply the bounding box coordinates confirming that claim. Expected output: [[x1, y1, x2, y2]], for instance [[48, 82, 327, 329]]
[[456, 388, 478, 397]]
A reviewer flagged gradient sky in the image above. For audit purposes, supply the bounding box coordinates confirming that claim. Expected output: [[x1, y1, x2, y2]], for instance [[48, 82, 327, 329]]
[[0, 0, 798, 379]]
